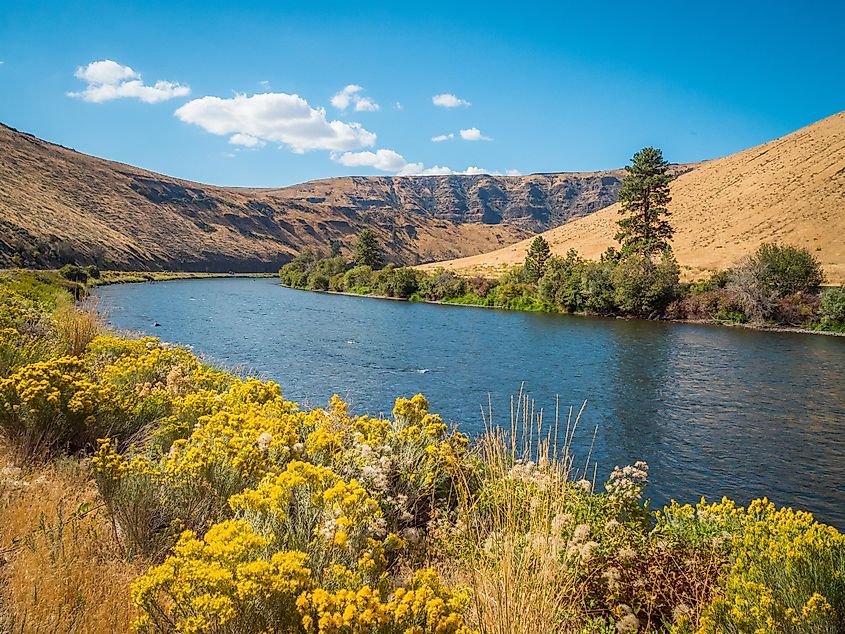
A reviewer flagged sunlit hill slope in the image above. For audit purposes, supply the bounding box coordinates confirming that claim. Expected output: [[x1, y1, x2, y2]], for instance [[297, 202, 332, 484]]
[[421, 111, 845, 284], [0, 123, 638, 272]]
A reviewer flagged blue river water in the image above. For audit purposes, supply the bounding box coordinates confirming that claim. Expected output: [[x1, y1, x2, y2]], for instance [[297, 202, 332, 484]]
[[95, 278, 845, 528]]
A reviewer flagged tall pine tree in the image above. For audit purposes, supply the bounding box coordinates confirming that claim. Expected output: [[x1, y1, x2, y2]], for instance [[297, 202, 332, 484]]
[[524, 235, 551, 282], [615, 147, 674, 257], [354, 229, 385, 269]]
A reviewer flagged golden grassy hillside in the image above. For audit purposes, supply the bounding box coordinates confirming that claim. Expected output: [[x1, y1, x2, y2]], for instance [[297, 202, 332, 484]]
[[421, 111, 845, 284]]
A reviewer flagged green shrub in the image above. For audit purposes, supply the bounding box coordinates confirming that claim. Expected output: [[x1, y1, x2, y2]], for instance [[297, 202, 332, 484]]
[[0, 270, 76, 314], [818, 287, 845, 332], [440, 292, 489, 307], [278, 265, 305, 288], [371, 265, 398, 296], [419, 269, 466, 301], [499, 264, 532, 285], [538, 250, 586, 312], [308, 273, 330, 291], [492, 282, 531, 307], [328, 272, 346, 292], [279, 249, 334, 288], [343, 264, 374, 290], [376, 267, 420, 298], [611, 252, 680, 317], [686, 270, 731, 294], [581, 260, 618, 314], [59, 264, 90, 284], [755, 242, 826, 295]]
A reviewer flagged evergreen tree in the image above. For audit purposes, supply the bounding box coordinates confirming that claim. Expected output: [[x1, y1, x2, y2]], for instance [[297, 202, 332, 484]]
[[615, 147, 674, 257], [354, 229, 385, 269], [524, 235, 552, 282]]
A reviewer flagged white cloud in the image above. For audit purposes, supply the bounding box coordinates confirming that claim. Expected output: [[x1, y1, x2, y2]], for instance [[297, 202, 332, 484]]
[[259, 80, 270, 87], [398, 164, 453, 176], [228, 133, 265, 148], [432, 93, 470, 108], [331, 147, 499, 177], [506, 169, 522, 176], [332, 149, 408, 171], [353, 96, 379, 112], [331, 84, 380, 112], [397, 164, 499, 176], [330, 84, 361, 109], [394, 101, 403, 110], [68, 59, 190, 104], [431, 133, 454, 142], [460, 127, 492, 141], [175, 92, 377, 153]]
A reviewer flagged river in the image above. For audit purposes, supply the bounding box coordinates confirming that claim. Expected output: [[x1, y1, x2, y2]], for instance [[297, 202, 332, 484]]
[[95, 277, 845, 528]]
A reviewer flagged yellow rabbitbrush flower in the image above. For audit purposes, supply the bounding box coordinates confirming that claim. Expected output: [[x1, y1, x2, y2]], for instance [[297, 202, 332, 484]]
[[132, 519, 312, 634], [663, 497, 845, 633], [135, 524, 474, 634], [0, 326, 51, 375], [295, 569, 475, 634], [164, 404, 301, 482], [85, 334, 232, 396], [0, 355, 128, 460], [230, 460, 382, 558], [91, 385, 308, 557]]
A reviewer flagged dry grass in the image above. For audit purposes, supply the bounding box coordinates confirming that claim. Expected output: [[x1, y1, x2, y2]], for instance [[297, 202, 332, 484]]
[[447, 392, 597, 634], [54, 301, 102, 357], [0, 446, 142, 633], [441, 390, 726, 634]]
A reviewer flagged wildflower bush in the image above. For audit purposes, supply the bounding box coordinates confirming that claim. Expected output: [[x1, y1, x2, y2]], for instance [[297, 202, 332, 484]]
[[2, 269, 845, 634], [0, 355, 129, 463], [99, 387, 475, 632], [661, 498, 845, 633]]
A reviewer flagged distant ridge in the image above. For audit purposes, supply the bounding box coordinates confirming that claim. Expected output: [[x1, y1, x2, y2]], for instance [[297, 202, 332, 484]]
[[421, 111, 845, 284], [0, 123, 654, 271]]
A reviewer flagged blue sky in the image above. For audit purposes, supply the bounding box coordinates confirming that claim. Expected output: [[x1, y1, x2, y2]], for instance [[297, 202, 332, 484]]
[[1, 0, 843, 187]]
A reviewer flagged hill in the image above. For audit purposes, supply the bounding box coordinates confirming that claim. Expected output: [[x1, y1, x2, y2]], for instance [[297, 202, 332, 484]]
[[421, 111, 845, 284], [0, 123, 639, 272]]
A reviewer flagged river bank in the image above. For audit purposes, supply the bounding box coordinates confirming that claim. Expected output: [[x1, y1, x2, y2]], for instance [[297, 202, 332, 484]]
[[279, 282, 845, 338], [90, 270, 276, 286]]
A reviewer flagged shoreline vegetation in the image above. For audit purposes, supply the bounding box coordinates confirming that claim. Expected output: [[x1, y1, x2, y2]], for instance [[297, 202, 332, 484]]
[[278, 282, 845, 338], [90, 270, 276, 287], [280, 148, 845, 337], [2, 269, 845, 633], [278, 243, 845, 337]]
